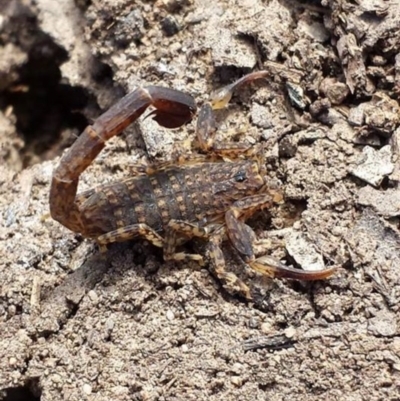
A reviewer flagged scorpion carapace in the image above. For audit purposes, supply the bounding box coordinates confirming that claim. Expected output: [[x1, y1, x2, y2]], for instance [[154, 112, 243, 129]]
[[50, 72, 335, 300]]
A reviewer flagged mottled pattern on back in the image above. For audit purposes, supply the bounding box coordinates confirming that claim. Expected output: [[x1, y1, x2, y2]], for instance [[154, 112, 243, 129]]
[[81, 160, 263, 237]]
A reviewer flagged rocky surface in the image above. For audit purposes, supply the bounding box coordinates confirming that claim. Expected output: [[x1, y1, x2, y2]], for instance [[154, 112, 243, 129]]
[[1, 0, 400, 400]]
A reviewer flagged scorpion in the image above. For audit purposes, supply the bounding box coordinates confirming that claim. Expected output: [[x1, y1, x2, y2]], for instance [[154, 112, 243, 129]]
[[50, 71, 335, 300]]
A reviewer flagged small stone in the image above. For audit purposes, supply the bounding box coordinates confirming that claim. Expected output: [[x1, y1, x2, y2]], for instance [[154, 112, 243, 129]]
[[348, 103, 367, 126], [393, 363, 400, 372], [83, 384, 92, 395], [357, 186, 400, 218], [310, 98, 331, 117], [231, 376, 242, 387], [260, 322, 273, 334], [297, 20, 329, 42], [350, 145, 394, 187], [166, 309, 175, 321], [161, 16, 180, 37], [320, 77, 349, 105], [284, 326, 297, 339], [392, 337, 400, 354], [285, 230, 325, 272], [88, 290, 98, 302], [232, 363, 243, 374], [287, 82, 308, 109], [371, 55, 387, 66], [9, 357, 17, 366], [368, 311, 397, 337], [114, 10, 144, 47], [7, 305, 16, 316], [364, 93, 400, 136], [105, 317, 115, 332], [248, 317, 259, 329], [278, 136, 297, 158]]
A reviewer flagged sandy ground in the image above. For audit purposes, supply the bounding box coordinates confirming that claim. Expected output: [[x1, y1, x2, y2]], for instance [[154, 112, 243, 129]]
[[1, 0, 400, 400]]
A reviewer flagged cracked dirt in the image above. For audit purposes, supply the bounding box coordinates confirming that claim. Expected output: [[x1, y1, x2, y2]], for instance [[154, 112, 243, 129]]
[[1, 0, 400, 400]]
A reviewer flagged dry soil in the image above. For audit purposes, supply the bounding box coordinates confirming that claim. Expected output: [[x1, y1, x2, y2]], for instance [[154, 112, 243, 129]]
[[1, 0, 400, 400]]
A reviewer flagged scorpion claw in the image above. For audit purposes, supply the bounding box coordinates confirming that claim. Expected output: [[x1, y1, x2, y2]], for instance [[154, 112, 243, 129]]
[[251, 256, 337, 281], [146, 86, 196, 128], [147, 109, 193, 129]]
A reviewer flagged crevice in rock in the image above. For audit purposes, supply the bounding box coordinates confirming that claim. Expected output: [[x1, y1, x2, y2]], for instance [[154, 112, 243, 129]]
[[0, 1, 91, 167], [2, 379, 41, 401]]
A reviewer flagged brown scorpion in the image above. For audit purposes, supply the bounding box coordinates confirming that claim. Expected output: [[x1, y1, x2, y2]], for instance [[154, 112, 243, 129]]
[[50, 71, 335, 300]]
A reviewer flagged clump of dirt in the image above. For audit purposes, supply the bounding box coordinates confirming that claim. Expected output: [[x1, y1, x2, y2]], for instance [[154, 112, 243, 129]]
[[1, 0, 400, 400]]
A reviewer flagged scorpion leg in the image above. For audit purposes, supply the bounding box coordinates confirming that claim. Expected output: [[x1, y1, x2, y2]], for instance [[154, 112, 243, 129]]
[[96, 224, 164, 253], [146, 154, 211, 173], [196, 103, 254, 157], [195, 70, 271, 156], [225, 194, 337, 281], [210, 70, 269, 110], [50, 86, 196, 236], [207, 229, 253, 300], [163, 220, 211, 264]]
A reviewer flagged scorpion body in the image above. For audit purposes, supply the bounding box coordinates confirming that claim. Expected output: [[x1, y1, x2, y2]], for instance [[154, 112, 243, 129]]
[[78, 160, 264, 240], [50, 72, 335, 300]]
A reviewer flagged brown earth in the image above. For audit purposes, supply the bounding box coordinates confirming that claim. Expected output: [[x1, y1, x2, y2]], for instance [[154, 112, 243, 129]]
[[1, 0, 400, 400]]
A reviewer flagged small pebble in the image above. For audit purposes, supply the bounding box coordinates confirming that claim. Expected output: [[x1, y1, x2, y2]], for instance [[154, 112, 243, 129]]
[[232, 363, 243, 374], [350, 145, 394, 187], [166, 309, 175, 321], [88, 290, 98, 302], [393, 363, 400, 372], [9, 357, 17, 366], [248, 317, 259, 329], [231, 376, 242, 387], [368, 311, 397, 337], [260, 322, 273, 334], [83, 384, 92, 395], [284, 326, 297, 339], [161, 16, 180, 36]]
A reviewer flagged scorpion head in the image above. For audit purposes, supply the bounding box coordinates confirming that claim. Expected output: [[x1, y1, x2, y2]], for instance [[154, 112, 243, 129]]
[[211, 158, 266, 202]]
